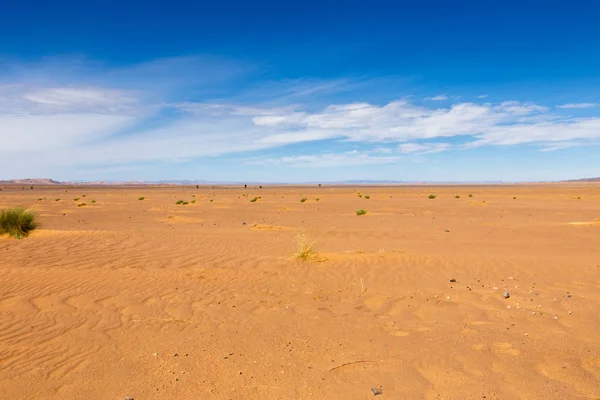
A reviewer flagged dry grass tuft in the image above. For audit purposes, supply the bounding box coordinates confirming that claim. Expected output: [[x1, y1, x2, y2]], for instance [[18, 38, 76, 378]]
[[0, 208, 38, 239], [295, 233, 316, 261]]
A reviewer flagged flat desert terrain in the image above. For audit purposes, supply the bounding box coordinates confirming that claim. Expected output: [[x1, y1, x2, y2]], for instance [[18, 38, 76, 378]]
[[0, 184, 599, 399]]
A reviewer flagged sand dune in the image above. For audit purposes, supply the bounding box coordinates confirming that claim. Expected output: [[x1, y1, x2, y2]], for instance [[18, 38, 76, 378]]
[[1, 185, 599, 399]]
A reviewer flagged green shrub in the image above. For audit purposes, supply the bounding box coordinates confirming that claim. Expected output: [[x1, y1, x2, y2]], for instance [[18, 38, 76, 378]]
[[73, 197, 80, 201], [468, 194, 473, 197], [356, 209, 367, 216], [37, 198, 43, 201], [429, 195, 436, 199], [364, 195, 370, 199], [455, 195, 460, 199], [182, 201, 189, 205], [191, 199, 196, 204], [250, 197, 258, 202], [0, 208, 38, 239], [138, 197, 145, 200], [55, 198, 60, 202], [176, 200, 184, 205], [91, 200, 97, 203], [210, 199, 213, 202], [77, 203, 86, 207], [315, 198, 320, 201], [513, 197, 516, 199], [300, 198, 307, 202]]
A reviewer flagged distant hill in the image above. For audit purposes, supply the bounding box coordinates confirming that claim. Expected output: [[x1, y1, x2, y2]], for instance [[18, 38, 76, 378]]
[[563, 177, 600, 182], [0, 178, 62, 185]]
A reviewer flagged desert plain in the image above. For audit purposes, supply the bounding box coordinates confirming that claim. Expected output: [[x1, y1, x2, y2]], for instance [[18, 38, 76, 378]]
[[0, 184, 599, 399]]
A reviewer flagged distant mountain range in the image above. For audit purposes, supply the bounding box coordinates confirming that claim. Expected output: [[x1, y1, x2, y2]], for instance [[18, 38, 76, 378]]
[[1, 177, 599, 185], [563, 177, 600, 182]]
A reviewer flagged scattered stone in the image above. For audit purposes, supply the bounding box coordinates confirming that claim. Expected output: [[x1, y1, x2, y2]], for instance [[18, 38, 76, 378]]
[[174, 353, 179, 357], [503, 292, 510, 299], [370, 387, 383, 396], [449, 279, 457, 283], [242, 222, 246, 225]]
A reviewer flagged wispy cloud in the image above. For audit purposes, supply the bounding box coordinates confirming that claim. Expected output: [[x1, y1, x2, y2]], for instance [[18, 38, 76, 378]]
[[424, 94, 448, 101], [247, 151, 401, 168], [477, 94, 488, 99], [398, 143, 451, 154], [556, 103, 597, 109]]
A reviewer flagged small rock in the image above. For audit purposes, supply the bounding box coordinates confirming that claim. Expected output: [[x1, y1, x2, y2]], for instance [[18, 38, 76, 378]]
[[370, 387, 383, 396], [449, 279, 456, 283], [242, 222, 246, 225], [174, 353, 179, 357], [445, 230, 450, 232], [125, 397, 134, 400], [503, 292, 510, 299]]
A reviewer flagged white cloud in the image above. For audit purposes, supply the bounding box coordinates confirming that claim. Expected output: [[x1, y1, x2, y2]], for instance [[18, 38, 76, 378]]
[[424, 94, 448, 101], [477, 94, 489, 99], [556, 103, 597, 109], [1, 58, 599, 178]]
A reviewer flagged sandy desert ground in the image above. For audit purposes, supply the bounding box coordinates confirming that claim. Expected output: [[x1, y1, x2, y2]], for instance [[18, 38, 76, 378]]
[[0, 184, 599, 399]]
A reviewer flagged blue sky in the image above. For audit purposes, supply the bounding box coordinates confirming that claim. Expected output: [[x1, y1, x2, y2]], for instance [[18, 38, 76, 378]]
[[1, 0, 600, 182]]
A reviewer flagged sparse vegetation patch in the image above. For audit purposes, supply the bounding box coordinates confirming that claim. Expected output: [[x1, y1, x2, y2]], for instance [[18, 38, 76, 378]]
[[356, 209, 367, 216]]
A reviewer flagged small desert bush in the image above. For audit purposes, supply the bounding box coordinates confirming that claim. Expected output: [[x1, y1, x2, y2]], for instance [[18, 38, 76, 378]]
[[300, 197, 307, 202], [0, 208, 38, 239], [138, 197, 145, 200], [250, 197, 258, 202], [77, 203, 86, 207], [315, 198, 320, 201], [468, 194, 473, 197], [429, 194, 436, 199], [55, 198, 60, 202], [91, 200, 97, 203], [513, 197, 516, 199], [356, 209, 367, 216], [210, 199, 214, 203], [455, 195, 460, 199], [357, 193, 362, 198], [176, 200, 184, 205], [73, 197, 80, 201], [182, 201, 189, 205], [295, 234, 316, 261], [191, 199, 196, 204], [364, 195, 370, 199]]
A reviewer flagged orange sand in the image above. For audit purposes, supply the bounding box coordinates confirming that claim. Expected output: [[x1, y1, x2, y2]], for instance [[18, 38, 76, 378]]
[[0, 184, 599, 399]]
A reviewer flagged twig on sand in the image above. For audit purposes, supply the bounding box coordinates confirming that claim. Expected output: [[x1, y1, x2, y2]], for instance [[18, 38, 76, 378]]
[[329, 360, 375, 372], [359, 278, 367, 296]]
